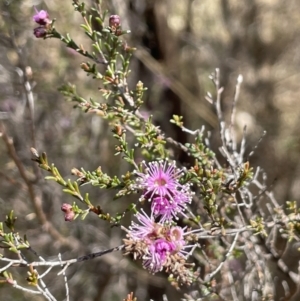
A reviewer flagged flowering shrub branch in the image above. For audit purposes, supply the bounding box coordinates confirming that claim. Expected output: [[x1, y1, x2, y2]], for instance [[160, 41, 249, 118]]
[[0, 1, 300, 301]]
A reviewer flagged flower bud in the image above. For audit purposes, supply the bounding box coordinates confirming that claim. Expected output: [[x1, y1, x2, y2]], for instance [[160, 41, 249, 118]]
[[109, 15, 121, 28], [80, 63, 90, 72], [33, 26, 47, 38], [61, 203, 72, 213], [6, 278, 14, 285], [33, 8, 50, 25], [64, 211, 75, 222], [61, 203, 75, 222]]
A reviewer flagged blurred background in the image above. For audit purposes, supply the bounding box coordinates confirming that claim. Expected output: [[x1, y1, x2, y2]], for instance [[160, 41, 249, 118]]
[[1, 0, 300, 300]]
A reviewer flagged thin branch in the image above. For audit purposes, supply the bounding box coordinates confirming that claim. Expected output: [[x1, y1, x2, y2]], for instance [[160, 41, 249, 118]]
[[205, 232, 240, 281], [229, 74, 243, 147], [0, 245, 124, 269], [0, 122, 79, 249], [135, 47, 218, 127], [10, 280, 42, 295]]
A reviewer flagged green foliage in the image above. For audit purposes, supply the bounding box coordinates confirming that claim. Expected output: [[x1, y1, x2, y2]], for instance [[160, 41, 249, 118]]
[[0, 212, 30, 255], [250, 217, 267, 237]]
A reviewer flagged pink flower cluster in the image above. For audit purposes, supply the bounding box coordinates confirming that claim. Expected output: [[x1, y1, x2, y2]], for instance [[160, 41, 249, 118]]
[[124, 161, 196, 279]]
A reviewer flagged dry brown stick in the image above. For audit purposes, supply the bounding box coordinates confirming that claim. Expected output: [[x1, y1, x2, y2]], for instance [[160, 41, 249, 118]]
[[0, 171, 26, 190], [0, 122, 79, 249], [134, 47, 218, 128]]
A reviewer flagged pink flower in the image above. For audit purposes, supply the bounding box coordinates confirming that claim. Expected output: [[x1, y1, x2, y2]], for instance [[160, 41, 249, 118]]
[[143, 239, 175, 273], [33, 8, 50, 25], [129, 210, 162, 241], [123, 210, 189, 273], [151, 193, 190, 222], [134, 161, 193, 221], [123, 211, 199, 283]]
